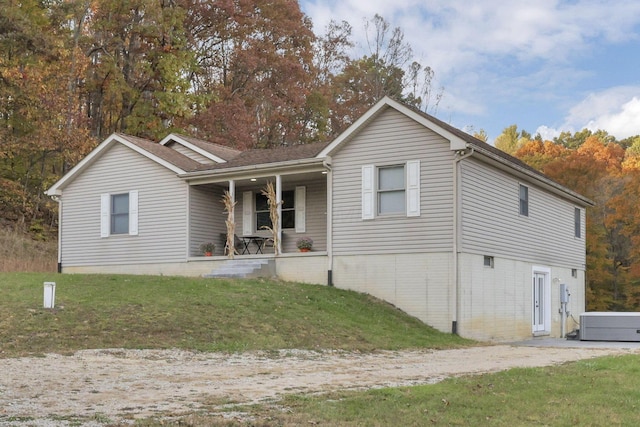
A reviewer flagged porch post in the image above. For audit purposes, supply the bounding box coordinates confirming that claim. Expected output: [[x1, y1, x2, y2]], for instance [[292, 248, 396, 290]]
[[229, 179, 235, 200], [229, 179, 236, 257], [275, 174, 282, 254]]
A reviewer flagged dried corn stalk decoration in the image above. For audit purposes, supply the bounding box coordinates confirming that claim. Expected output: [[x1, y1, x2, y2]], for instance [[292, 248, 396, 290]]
[[261, 182, 281, 256], [221, 190, 237, 259]]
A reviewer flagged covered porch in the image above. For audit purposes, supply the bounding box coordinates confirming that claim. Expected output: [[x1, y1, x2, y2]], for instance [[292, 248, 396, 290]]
[[184, 160, 330, 260]]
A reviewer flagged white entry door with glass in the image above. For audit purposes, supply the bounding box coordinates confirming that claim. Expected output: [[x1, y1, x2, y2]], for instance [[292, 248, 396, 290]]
[[532, 268, 551, 334]]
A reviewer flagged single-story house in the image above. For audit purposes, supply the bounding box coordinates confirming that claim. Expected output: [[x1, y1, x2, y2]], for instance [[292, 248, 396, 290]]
[[46, 97, 593, 341]]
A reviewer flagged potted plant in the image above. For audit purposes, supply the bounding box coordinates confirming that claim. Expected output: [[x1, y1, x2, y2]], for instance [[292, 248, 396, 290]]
[[296, 236, 313, 252], [200, 242, 215, 256]]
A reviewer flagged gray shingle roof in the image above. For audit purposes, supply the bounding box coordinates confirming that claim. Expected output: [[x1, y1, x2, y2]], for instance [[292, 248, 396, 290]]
[[116, 133, 203, 172], [169, 133, 242, 161], [193, 142, 329, 171]]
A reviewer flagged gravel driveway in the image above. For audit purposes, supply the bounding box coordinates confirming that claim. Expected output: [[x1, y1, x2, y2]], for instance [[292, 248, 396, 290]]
[[1, 342, 638, 425]]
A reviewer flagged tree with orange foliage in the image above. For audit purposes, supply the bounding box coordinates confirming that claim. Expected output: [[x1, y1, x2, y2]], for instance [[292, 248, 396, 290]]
[[514, 139, 569, 171]]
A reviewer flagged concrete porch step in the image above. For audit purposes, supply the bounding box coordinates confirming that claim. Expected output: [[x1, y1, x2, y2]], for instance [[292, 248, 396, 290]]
[[203, 258, 275, 279]]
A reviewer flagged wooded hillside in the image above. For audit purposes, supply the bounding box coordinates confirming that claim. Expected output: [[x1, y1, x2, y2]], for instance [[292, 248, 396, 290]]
[[0, 0, 439, 231]]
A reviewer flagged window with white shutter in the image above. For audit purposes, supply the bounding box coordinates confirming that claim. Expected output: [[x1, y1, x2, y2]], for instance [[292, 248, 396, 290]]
[[100, 191, 138, 237], [361, 165, 374, 219], [295, 186, 306, 232], [362, 161, 421, 218], [406, 160, 420, 217], [242, 191, 253, 235]]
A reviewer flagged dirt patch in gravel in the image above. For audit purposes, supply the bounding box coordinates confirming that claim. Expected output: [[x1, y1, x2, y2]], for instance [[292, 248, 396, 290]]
[[1, 345, 638, 425]]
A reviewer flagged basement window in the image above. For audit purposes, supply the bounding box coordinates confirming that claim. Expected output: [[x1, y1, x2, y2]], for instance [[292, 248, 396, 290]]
[[484, 256, 494, 268]]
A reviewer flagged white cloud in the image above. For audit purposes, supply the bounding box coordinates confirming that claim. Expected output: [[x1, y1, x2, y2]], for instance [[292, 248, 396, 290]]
[[535, 125, 566, 141], [585, 97, 640, 139], [302, 0, 640, 73], [300, 1, 640, 140], [536, 87, 640, 140]]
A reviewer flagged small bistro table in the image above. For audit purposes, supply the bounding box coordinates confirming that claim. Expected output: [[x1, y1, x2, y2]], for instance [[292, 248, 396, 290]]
[[240, 236, 269, 254]]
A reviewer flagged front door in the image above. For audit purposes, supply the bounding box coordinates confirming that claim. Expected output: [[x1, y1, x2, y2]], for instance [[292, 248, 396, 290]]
[[532, 268, 550, 334], [532, 273, 545, 332]]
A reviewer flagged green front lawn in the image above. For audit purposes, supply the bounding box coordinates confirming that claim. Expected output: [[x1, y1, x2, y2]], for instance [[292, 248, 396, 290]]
[[0, 272, 471, 357]]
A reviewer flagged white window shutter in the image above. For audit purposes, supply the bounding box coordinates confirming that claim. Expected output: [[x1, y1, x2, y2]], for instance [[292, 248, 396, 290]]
[[295, 186, 306, 232], [242, 191, 253, 236], [129, 190, 139, 235], [362, 165, 374, 220], [100, 193, 110, 237], [406, 160, 421, 217]]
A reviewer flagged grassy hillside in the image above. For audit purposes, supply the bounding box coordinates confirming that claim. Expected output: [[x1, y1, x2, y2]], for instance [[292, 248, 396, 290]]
[[0, 227, 57, 272], [0, 273, 472, 357]]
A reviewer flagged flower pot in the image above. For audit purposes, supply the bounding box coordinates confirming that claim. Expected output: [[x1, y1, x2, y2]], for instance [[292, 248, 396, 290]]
[[299, 248, 310, 252], [205, 252, 213, 256]]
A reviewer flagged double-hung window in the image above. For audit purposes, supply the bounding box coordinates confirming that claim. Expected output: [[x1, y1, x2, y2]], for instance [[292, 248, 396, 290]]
[[377, 166, 405, 215], [519, 184, 529, 216], [362, 160, 420, 219], [256, 190, 295, 230], [111, 193, 130, 234], [242, 186, 306, 235], [100, 190, 138, 237]]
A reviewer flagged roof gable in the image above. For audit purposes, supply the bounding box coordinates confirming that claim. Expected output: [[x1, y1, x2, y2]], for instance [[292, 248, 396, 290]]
[[317, 96, 593, 207], [159, 133, 241, 163], [317, 97, 468, 158], [46, 133, 199, 196]]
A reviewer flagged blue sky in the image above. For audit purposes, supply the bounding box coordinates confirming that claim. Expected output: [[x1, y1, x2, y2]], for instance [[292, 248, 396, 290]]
[[300, 0, 640, 144]]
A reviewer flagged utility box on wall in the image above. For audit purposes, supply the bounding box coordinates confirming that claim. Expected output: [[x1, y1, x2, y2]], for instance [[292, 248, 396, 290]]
[[580, 312, 640, 342]]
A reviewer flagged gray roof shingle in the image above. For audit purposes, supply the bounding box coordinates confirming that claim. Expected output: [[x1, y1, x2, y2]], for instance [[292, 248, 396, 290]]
[[169, 133, 242, 162], [116, 133, 203, 172], [193, 142, 329, 171]]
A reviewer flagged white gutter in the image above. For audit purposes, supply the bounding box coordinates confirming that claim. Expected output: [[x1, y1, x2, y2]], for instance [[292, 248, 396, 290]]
[[452, 146, 474, 334], [54, 195, 62, 272], [179, 158, 326, 184]]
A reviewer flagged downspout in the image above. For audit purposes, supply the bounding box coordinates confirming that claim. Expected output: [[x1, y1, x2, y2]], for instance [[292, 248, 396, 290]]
[[52, 195, 62, 273], [186, 184, 191, 258], [452, 146, 474, 334], [323, 158, 333, 286]]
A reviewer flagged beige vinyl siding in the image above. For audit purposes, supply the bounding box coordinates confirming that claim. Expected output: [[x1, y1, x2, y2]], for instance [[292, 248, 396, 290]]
[[234, 178, 327, 252], [460, 158, 586, 267], [331, 108, 454, 255], [284, 179, 327, 252], [189, 185, 227, 256], [60, 143, 188, 266], [165, 141, 214, 164]]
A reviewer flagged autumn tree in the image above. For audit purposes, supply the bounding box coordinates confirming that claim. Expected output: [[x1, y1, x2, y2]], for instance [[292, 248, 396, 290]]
[[182, 0, 317, 149], [514, 139, 569, 171], [495, 124, 531, 154], [0, 0, 93, 227], [84, 0, 197, 140], [326, 14, 443, 137]]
